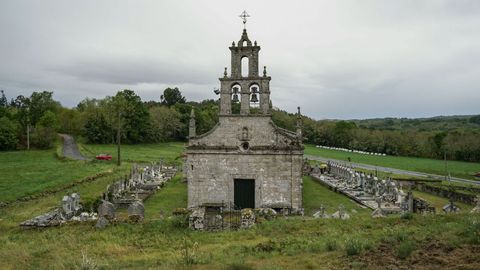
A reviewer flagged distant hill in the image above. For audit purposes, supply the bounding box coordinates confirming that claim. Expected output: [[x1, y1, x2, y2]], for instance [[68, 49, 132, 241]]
[[349, 115, 480, 132]]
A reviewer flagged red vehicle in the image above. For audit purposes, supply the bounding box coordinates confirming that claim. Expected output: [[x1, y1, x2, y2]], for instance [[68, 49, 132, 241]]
[[95, 154, 112, 161]]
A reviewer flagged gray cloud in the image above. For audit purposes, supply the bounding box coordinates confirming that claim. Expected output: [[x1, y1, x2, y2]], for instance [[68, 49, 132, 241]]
[[1, 0, 479, 119], [52, 57, 213, 85]]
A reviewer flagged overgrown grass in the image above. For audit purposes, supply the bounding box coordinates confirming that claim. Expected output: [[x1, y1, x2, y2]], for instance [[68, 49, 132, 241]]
[[143, 173, 187, 219], [1, 143, 480, 269], [1, 172, 375, 269], [305, 144, 480, 181]]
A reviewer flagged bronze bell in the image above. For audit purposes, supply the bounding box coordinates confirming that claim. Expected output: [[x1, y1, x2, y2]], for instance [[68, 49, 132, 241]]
[[232, 93, 239, 102], [250, 93, 258, 103]]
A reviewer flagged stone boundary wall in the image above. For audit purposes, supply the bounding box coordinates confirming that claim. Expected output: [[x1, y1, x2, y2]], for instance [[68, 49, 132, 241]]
[[415, 183, 476, 205]]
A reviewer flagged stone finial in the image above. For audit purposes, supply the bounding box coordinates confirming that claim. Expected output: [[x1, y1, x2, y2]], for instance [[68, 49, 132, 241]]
[[239, 28, 252, 46], [189, 108, 196, 138], [296, 106, 302, 140], [254, 40, 257, 46], [263, 66, 267, 77], [224, 67, 228, 77], [232, 41, 235, 46]]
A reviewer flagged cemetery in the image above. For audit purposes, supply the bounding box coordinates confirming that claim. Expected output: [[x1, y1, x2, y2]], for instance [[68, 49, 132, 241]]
[[0, 6, 479, 270], [19, 162, 177, 229]]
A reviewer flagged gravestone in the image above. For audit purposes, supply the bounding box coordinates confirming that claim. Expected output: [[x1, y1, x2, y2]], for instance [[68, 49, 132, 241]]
[[95, 216, 110, 229], [313, 205, 330, 219], [62, 195, 73, 218], [371, 196, 385, 218], [128, 200, 145, 222], [97, 200, 116, 220], [71, 193, 81, 212], [443, 201, 460, 213], [332, 204, 350, 220], [241, 208, 255, 228]]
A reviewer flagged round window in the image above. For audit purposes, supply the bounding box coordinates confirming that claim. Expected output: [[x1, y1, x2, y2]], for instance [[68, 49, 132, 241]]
[[241, 142, 250, 151]]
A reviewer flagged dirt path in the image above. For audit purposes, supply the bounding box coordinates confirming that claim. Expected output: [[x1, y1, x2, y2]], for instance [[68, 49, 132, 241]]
[[58, 134, 89, 160]]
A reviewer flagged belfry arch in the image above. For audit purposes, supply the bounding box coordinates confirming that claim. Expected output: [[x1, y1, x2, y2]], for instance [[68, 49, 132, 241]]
[[218, 27, 270, 116], [241, 57, 249, 77]]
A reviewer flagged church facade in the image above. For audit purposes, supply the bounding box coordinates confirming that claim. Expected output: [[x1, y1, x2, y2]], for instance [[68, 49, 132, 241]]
[[185, 27, 304, 211]]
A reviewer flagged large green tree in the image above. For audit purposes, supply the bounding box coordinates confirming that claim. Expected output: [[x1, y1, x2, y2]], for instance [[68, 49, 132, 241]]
[[110, 89, 152, 144], [0, 117, 18, 150], [161, 87, 186, 106], [149, 106, 183, 142], [28, 91, 60, 126]]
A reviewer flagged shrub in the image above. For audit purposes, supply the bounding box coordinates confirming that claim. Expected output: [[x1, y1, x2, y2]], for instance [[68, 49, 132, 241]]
[[225, 261, 254, 270], [397, 241, 415, 259], [169, 214, 189, 229], [344, 238, 363, 256], [178, 237, 199, 265], [255, 240, 277, 252], [76, 250, 98, 270], [32, 125, 56, 149], [394, 230, 408, 242], [325, 239, 338, 251], [172, 207, 189, 215], [401, 212, 413, 220], [464, 219, 480, 244], [0, 116, 18, 150], [306, 241, 323, 253], [82, 197, 103, 213]]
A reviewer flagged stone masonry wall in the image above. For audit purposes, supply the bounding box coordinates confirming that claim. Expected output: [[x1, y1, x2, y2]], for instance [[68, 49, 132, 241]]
[[186, 152, 303, 209], [189, 116, 297, 149]]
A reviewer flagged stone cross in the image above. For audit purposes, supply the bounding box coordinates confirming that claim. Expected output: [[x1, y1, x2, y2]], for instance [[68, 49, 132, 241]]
[[319, 204, 325, 215], [239, 10, 250, 27], [375, 196, 382, 209]]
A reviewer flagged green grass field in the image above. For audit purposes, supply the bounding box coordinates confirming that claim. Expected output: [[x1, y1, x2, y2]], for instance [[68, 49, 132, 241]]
[[305, 145, 480, 181], [0, 149, 118, 203], [0, 142, 185, 204], [79, 142, 185, 164]]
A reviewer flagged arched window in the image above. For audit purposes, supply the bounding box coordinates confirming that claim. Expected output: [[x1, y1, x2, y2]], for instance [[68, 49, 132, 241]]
[[249, 84, 260, 107], [231, 84, 241, 102], [231, 84, 241, 114], [242, 40, 247, 47], [241, 57, 249, 77]]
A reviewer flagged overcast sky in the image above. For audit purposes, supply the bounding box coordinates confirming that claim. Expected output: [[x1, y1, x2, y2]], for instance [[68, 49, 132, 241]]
[[1, 0, 479, 119]]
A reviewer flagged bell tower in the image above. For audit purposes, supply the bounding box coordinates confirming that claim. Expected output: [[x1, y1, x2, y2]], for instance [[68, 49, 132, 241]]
[[186, 11, 304, 213], [219, 11, 271, 116]]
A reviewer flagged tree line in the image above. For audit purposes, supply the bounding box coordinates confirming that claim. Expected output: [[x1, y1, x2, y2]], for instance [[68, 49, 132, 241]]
[[0, 88, 218, 150], [1, 88, 479, 162]]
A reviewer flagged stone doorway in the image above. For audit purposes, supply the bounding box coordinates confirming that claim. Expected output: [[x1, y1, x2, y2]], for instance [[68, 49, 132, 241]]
[[234, 179, 255, 209]]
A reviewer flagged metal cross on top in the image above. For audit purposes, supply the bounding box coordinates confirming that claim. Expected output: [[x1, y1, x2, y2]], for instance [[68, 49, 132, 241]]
[[239, 10, 250, 28]]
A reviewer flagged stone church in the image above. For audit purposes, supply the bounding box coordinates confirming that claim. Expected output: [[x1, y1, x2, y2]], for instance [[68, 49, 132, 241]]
[[185, 25, 304, 212]]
